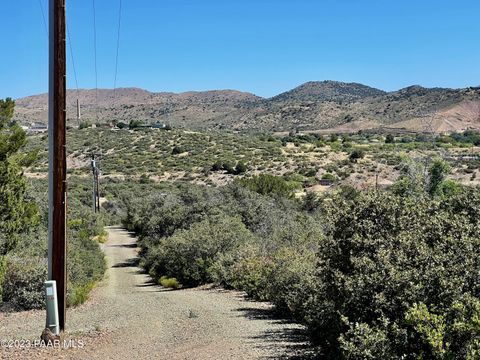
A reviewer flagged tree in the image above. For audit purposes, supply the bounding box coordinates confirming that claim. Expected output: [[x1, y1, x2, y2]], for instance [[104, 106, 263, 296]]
[[330, 133, 339, 142], [129, 119, 143, 129], [428, 158, 451, 196], [385, 134, 395, 143], [171, 146, 185, 155], [0, 98, 39, 254], [222, 161, 236, 175], [234, 161, 248, 175], [306, 190, 480, 358], [0, 98, 15, 122], [349, 149, 365, 162], [79, 121, 92, 129], [235, 174, 299, 198], [211, 161, 223, 172]]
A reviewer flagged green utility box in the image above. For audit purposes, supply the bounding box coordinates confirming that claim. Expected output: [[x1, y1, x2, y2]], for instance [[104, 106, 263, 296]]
[[44, 280, 60, 335]]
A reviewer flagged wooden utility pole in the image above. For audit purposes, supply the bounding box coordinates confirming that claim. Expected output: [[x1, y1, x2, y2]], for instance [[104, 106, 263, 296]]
[[96, 166, 100, 212], [48, 0, 67, 332], [76, 98, 81, 125], [91, 154, 99, 213]]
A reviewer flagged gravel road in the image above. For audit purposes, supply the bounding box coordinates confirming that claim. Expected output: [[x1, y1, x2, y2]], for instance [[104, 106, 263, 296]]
[[1, 227, 311, 359]]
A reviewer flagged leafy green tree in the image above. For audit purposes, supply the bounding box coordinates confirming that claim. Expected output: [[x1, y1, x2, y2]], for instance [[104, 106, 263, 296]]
[[171, 145, 185, 155], [235, 174, 299, 198], [304, 189, 480, 359], [349, 149, 366, 162], [0, 98, 15, 122], [428, 158, 451, 196], [0, 98, 39, 255]]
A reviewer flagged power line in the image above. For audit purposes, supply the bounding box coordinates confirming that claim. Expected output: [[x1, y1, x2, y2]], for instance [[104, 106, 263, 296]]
[[66, 6, 81, 126], [67, 27, 80, 96], [92, 0, 99, 122], [65, 6, 80, 94], [36, 0, 48, 37], [113, 0, 123, 105]]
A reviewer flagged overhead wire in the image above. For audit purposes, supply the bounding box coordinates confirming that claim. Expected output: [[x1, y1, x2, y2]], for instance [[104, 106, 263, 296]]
[[113, 0, 123, 106], [92, 0, 99, 122], [65, 3, 82, 127], [37, 0, 81, 125], [36, 0, 48, 36], [67, 27, 80, 99]]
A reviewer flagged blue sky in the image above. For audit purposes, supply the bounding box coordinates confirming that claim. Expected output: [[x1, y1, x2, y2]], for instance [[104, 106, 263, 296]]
[[1, 0, 479, 99]]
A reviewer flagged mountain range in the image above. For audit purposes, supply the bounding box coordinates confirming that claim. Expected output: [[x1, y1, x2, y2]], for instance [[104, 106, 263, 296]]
[[13, 81, 480, 133]]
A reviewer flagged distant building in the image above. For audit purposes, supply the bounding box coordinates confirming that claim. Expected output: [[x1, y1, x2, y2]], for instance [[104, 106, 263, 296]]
[[134, 123, 168, 130], [27, 122, 48, 134], [151, 123, 168, 129]]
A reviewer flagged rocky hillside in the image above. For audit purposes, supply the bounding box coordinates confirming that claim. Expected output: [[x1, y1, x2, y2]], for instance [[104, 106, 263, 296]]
[[270, 81, 386, 103], [13, 81, 480, 133]]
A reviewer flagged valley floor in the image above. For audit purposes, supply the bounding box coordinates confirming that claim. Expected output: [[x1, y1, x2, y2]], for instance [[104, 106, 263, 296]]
[[0, 227, 311, 360]]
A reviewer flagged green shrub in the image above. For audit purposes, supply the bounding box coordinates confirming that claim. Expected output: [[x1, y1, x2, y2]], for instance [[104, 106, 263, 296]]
[[266, 248, 317, 317], [79, 121, 92, 129], [212, 244, 274, 300], [3, 256, 47, 310], [172, 145, 185, 155], [67, 282, 95, 307], [321, 173, 336, 181], [305, 189, 480, 358], [235, 161, 248, 174], [349, 149, 366, 162], [211, 161, 223, 171], [145, 215, 255, 286], [159, 276, 180, 289], [404, 297, 480, 360], [385, 134, 395, 143], [0, 256, 6, 303], [235, 174, 299, 198], [222, 161, 236, 174]]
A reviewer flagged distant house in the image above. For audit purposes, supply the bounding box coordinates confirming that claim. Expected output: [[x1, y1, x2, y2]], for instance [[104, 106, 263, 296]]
[[134, 123, 168, 130], [151, 123, 168, 130], [28, 122, 48, 134]]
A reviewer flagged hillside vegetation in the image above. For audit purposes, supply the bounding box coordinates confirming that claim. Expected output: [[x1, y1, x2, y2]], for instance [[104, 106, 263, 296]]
[[24, 127, 480, 190], [2, 93, 480, 359], [112, 175, 480, 359], [14, 81, 480, 133], [0, 99, 105, 311]]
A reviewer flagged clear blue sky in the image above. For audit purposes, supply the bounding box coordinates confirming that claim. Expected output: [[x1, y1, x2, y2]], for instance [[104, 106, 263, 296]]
[[1, 0, 479, 99]]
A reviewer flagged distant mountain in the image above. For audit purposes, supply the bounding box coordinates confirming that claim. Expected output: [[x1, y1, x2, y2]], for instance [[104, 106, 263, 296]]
[[13, 81, 480, 133], [270, 81, 386, 103], [14, 88, 261, 129]]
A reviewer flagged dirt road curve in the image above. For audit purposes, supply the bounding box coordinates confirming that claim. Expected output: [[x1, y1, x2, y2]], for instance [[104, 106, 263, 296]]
[[1, 227, 310, 360]]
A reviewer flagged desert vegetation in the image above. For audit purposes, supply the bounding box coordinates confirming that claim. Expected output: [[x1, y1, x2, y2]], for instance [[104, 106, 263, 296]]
[[0, 99, 105, 311], [24, 126, 480, 193], [112, 162, 479, 359], [2, 93, 480, 358]]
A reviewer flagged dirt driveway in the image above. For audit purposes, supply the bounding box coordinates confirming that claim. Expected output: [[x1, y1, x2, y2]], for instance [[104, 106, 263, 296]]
[[1, 227, 311, 359]]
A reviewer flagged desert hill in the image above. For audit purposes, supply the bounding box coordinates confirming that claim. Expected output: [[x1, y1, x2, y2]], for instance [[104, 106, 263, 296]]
[[13, 81, 480, 133]]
